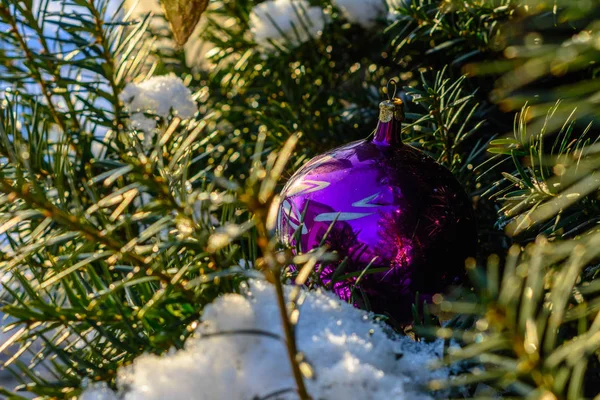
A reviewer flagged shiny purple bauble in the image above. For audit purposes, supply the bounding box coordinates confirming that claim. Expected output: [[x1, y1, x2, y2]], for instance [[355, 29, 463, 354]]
[[277, 98, 477, 323]]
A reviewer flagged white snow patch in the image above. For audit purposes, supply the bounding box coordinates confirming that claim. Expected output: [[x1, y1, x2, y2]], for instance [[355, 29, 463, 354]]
[[334, 0, 387, 29], [120, 74, 197, 133], [81, 280, 447, 400], [249, 0, 325, 52], [80, 382, 115, 400]]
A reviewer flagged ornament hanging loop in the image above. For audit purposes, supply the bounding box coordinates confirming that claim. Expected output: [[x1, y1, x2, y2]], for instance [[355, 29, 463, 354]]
[[386, 79, 398, 101]]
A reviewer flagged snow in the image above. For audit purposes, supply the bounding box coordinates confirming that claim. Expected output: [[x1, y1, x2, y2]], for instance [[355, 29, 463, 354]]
[[119, 74, 197, 133], [81, 279, 448, 400], [334, 0, 388, 29], [80, 383, 115, 400], [249, 0, 325, 52]]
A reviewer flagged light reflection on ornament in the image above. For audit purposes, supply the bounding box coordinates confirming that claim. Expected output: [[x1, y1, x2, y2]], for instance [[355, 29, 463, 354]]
[[278, 91, 477, 323]]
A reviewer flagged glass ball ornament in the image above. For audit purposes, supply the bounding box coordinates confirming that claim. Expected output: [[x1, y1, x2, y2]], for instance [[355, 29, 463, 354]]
[[277, 84, 477, 323]]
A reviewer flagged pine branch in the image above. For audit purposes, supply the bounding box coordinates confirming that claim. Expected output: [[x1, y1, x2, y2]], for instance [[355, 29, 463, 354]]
[[484, 104, 600, 240], [403, 67, 487, 176], [1, 0, 599, 397], [423, 232, 600, 398], [0, 176, 198, 301], [466, 0, 600, 131], [386, 0, 517, 67], [0, 3, 82, 157], [0, 1, 248, 395]]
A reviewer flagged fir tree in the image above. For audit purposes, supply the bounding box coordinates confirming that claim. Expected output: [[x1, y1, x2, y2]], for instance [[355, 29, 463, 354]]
[[0, 0, 599, 398]]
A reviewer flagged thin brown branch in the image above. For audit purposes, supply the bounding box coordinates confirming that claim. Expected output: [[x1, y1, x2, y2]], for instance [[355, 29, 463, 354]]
[[249, 196, 311, 400]]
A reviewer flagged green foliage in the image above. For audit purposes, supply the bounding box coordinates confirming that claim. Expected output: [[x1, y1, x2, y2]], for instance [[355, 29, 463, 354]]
[[469, 0, 600, 131], [486, 104, 600, 241], [0, 0, 600, 398], [404, 68, 487, 177], [199, 0, 391, 162], [0, 0, 251, 396], [425, 235, 600, 399], [387, 0, 517, 67]]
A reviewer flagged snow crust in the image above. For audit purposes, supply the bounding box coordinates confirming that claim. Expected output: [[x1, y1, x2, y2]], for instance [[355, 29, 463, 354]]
[[81, 279, 447, 400]]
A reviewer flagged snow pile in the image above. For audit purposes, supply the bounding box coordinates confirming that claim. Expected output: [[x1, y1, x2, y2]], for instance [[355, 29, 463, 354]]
[[120, 74, 197, 132], [249, 0, 325, 51], [81, 280, 447, 400], [334, 0, 387, 29]]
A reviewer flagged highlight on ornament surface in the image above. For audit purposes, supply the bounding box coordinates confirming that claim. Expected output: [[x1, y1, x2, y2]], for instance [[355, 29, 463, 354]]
[[277, 80, 477, 323]]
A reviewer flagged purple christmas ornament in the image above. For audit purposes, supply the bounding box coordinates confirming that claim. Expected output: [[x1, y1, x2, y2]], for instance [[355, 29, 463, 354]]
[[277, 88, 477, 323]]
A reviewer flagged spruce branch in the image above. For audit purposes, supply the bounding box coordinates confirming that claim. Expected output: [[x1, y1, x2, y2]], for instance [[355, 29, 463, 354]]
[[0, 177, 198, 301], [466, 0, 600, 131], [403, 67, 486, 176], [87, 0, 125, 135], [1, 0, 600, 397], [423, 232, 600, 398], [485, 104, 600, 240], [0, 3, 81, 156], [386, 0, 517, 67]]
